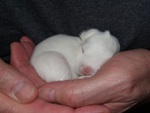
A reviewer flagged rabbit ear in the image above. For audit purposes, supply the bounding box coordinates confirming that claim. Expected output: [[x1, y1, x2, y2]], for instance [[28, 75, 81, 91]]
[[104, 30, 110, 35], [104, 30, 112, 37], [80, 29, 100, 41]]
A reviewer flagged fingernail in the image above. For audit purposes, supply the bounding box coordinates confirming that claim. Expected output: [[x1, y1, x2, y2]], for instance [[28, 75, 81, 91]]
[[39, 88, 55, 102], [12, 81, 35, 103], [20, 36, 29, 42], [20, 38, 26, 42]]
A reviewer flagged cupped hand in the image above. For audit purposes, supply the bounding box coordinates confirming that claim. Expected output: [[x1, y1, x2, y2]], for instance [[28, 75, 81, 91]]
[[10, 36, 45, 87], [0, 37, 38, 104], [39, 49, 150, 113], [8, 36, 110, 113], [0, 36, 74, 113]]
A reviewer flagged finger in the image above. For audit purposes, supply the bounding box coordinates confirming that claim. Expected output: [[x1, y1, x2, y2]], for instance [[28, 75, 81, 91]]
[[38, 77, 107, 107], [20, 36, 35, 46], [104, 102, 136, 113], [20, 36, 35, 58], [10, 42, 29, 68], [10, 42, 45, 87], [0, 92, 74, 113], [0, 59, 37, 103], [11, 36, 35, 67], [75, 105, 111, 113]]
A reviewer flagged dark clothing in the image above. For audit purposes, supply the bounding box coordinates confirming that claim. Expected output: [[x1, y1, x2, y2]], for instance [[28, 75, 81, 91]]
[[1, 0, 150, 62], [0, 1, 150, 112]]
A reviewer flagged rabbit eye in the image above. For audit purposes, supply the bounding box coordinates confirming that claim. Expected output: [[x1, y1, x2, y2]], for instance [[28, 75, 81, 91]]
[[82, 47, 84, 53]]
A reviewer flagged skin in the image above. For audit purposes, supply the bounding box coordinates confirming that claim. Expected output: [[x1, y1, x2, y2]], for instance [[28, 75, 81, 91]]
[[39, 48, 150, 113], [0, 36, 110, 113]]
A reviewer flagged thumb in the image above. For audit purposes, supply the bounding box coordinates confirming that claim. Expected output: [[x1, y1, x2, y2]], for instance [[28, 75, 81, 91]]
[[0, 59, 38, 103], [39, 76, 106, 108]]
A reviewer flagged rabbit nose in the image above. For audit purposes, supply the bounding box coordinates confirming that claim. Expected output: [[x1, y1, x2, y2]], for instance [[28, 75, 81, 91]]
[[81, 66, 94, 75]]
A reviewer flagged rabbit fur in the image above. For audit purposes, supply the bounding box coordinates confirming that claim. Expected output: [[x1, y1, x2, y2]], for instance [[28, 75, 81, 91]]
[[30, 29, 120, 82]]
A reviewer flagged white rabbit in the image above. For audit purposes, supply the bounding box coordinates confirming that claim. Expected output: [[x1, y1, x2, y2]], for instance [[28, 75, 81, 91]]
[[30, 29, 120, 82]]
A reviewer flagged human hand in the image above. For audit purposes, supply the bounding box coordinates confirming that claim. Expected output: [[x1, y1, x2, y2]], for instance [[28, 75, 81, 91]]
[[10, 36, 45, 88], [39, 49, 150, 113], [0, 36, 73, 113], [7, 36, 110, 113], [0, 46, 37, 104]]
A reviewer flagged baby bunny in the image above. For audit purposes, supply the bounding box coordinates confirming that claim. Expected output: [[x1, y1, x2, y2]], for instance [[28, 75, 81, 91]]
[[30, 29, 120, 82]]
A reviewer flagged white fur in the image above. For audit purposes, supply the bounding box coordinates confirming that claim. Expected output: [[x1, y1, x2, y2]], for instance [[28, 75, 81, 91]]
[[30, 29, 120, 82], [77, 29, 120, 76]]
